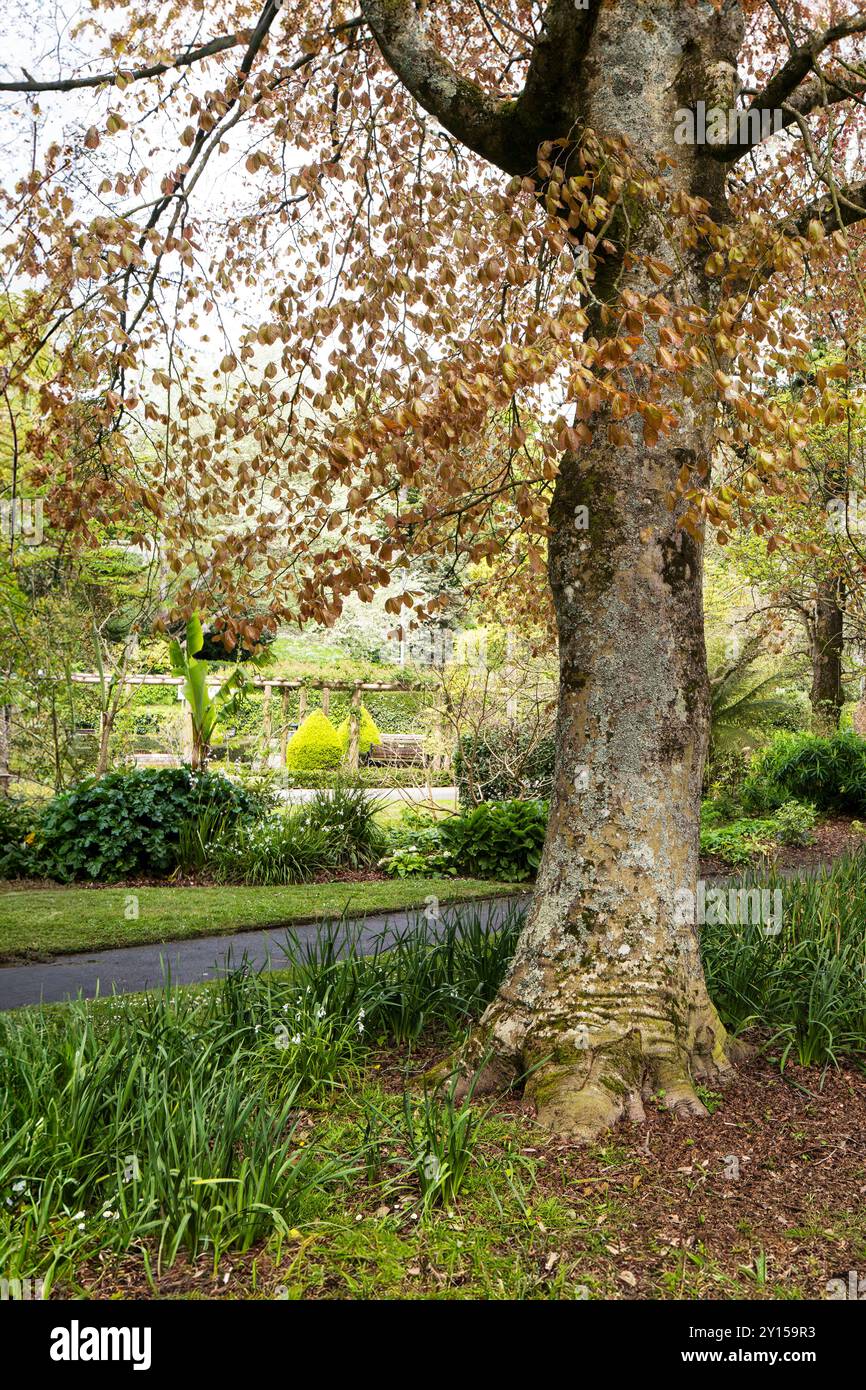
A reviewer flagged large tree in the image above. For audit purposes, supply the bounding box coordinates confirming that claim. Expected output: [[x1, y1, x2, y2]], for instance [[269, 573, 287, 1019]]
[[2, 0, 866, 1136]]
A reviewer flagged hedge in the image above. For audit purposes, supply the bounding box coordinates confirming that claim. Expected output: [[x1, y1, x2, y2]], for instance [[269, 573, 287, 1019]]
[[336, 704, 382, 755], [285, 710, 344, 771], [283, 767, 454, 789]]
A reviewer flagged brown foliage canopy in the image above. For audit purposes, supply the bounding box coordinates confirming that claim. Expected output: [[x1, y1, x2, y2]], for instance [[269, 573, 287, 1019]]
[[1, 1, 865, 647]]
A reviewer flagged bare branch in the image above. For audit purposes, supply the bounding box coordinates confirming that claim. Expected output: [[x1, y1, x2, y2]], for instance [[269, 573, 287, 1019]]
[[753, 9, 866, 112], [0, 32, 246, 94], [714, 9, 866, 161]]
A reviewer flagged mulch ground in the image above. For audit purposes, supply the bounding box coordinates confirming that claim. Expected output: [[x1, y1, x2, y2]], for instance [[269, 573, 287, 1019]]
[[59, 1046, 866, 1301]]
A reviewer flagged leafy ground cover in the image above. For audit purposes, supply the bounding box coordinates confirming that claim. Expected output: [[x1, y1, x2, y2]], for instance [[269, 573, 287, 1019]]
[[60, 1049, 866, 1301]]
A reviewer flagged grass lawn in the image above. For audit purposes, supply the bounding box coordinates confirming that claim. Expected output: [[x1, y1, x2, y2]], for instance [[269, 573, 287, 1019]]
[[0, 878, 522, 962]]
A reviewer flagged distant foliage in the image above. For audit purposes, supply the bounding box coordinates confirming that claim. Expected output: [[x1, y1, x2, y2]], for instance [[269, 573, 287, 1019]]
[[335, 704, 382, 756], [773, 800, 818, 846], [0, 798, 40, 877], [212, 813, 335, 885], [285, 766, 453, 789], [454, 728, 555, 805], [743, 730, 866, 815], [301, 780, 386, 868], [380, 800, 547, 882], [699, 799, 817, 865], [214, 783, 385, 884], [439, 800, 548, 882]]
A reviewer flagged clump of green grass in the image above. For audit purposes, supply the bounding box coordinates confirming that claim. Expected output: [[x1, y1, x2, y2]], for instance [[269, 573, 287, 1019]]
[[276, 902, 524, 1043], [0, 980, 357, 1287], [701, 853, 866, 1068]]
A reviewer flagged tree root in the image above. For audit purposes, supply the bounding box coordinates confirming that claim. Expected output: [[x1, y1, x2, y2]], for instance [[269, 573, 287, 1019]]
[[426, 1018, 739, 1145]]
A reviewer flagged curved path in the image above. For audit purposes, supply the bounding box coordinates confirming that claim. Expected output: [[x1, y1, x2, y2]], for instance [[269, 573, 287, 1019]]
[[0, 894, 529, 1011]]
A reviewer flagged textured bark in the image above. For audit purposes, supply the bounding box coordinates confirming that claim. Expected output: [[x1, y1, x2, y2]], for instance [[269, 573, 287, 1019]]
[[458, 426, 733, 1138]]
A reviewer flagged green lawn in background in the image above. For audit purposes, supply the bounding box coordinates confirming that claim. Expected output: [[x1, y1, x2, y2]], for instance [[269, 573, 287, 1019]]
[[0, 878, 522, 962]]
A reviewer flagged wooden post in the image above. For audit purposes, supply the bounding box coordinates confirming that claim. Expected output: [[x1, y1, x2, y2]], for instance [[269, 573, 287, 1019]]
[[261, 683, 272, 767], [321, 685, 330, 718], [348, 685, 361, 772], [279, 687, 291, 766], [181, 706, 195, 764]]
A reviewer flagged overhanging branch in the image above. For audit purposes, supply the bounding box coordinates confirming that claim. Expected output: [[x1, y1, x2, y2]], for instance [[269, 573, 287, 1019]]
[[713, 9, 866, 162], [0, 32, 246, 93]]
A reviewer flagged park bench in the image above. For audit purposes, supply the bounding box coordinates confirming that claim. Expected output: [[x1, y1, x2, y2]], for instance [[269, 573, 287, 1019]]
[[367, 733, 426, 766]]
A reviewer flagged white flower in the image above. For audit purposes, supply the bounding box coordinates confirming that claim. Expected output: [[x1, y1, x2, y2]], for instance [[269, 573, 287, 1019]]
[[12, 1180, 26, 1193]]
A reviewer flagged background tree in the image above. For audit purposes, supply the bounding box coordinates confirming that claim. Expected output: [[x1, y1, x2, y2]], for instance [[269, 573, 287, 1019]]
[[3, 1, 866, 1135]]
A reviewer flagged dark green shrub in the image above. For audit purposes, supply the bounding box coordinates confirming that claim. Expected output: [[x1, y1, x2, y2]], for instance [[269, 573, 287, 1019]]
[[773, 800, 817, 847], [285, 767, 453, 789], [743, 730, 866, 815], [439, 799, 548, 881], [455, 728, 555, 805], [30, 768, 262, 882]]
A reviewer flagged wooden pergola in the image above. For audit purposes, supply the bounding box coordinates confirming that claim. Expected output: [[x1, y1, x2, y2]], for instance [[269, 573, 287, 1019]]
[[62, 673, 435, 771]]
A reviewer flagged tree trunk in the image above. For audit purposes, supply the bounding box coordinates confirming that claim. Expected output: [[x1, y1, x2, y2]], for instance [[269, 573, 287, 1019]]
[[460, 432, 732, 1138], [449, 0, 741, 1138], [96, 713, 113, 776], [809, 578, 845, 733]]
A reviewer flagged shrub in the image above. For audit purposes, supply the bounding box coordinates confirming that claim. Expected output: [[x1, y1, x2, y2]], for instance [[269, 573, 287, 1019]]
[[743, 730, 866, 815], [439, 799, 548, 881], [699, 802, 817, 865], [212, 813, 335, 885], [379, 807, 457, 877], [29, 768, 261, 882], [773, 800, 817, 847], [301, 780, 386, 868], [699, 816, 779, 867], [454, 728, 555, 805], [285, 710, 344, 772], [284, 766, 453, 789], [335, 704, 382, 756], [0, 798, 40, 878]]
